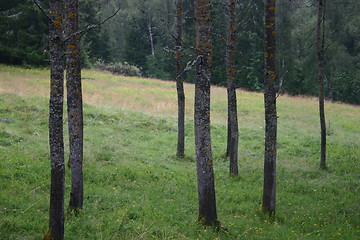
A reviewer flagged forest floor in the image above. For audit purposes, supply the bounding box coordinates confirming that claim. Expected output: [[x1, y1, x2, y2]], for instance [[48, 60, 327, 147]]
[[0, 65, 359, 239]]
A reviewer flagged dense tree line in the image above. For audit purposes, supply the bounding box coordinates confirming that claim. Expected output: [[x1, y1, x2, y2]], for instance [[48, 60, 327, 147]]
[[277, 0, 360, 105], [1, 0, 358, 104], [0, 0, 48, 66]]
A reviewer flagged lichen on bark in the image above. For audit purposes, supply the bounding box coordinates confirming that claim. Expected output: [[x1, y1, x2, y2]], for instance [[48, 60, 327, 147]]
[[194, 0, 218, 226]]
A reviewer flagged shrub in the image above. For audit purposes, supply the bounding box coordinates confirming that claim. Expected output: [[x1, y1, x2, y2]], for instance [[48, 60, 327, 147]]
[[94, 61, 142, 77]]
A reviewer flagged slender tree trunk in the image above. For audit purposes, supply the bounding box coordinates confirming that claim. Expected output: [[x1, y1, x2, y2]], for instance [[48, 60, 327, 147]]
[[328, 73, 334, 103], [317, 0, 327, 169], [148, 17, 155, 57], [262, 0, 277, 216], [226, 0, 239, 175], [65, 0, 84, 210], [176, 0, 185, 158], [226, 114, 230, 157], [194, 0, 218, 226], [48, 0, 65, 238]]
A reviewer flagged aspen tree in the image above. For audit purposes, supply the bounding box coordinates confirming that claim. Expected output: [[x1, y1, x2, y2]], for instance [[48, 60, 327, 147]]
[[65, 0, 84, 210], [194, 0, 218, 226], [48, 0, 65, 238], [262, 0, 278, 216], [176, 0, 185, 158], [226, 0, 239, 175], [316, 0, 327, 169]]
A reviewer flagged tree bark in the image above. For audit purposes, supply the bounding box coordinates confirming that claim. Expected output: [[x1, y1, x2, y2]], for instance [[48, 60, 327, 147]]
[[226, 116, 230, 157], [65, 0, 84, 210], [176, 0, 185, 158], [194, 0, 218, 226], [316, 0, 327, 169], [226, 0, 239, 175], [262, 0, 277, 216], [48, 0, 65, 238]]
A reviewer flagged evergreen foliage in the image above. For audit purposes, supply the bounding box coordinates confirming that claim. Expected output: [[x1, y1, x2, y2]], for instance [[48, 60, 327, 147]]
[[276, 0, 360, 104], [0, 0, 359, 104], [79, 0, 114, 65], [0, 0, 48, 66]]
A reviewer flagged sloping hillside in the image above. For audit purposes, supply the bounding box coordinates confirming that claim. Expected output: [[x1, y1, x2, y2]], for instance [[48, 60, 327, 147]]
[[0, 65, 359, 239]]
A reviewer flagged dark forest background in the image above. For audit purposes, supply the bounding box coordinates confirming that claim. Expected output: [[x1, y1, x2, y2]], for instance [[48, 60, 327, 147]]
[[1, 0, 359, 104]]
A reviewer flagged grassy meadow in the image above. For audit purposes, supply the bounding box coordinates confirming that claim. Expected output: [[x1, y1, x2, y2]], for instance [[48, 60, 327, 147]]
[[0, 65, 359, 239]]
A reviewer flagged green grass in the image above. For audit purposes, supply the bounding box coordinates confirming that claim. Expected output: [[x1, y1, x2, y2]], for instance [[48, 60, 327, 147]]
[[0, 65, 359, 239]]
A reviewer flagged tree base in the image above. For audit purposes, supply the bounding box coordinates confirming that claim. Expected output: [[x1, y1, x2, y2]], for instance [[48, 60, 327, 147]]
[[42, 229, 53, 240], [320, 163, 327, 170], [261, 206, 275, 218], [198, 216, 222, 229]]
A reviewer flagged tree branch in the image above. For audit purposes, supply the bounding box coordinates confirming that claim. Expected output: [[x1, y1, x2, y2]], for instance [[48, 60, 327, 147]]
[[65, 7, 121, 42], [213, 32, 227, 43], [175, 56, 199, 81], [33, 0, 52, 23]]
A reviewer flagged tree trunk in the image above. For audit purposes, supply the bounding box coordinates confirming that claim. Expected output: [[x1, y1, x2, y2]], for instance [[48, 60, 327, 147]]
[[262, 0, 277, 216], [317, 0, 327, 169], [48, 0, 65, 238], [194, 0, 218, 226], [65, 0, 84, 210], [328, 73, 334, 103], [148, 16, 155, 57], [176, 0, 185, 158], [226, 0, 239, 175], [226, 115, 230, 157]]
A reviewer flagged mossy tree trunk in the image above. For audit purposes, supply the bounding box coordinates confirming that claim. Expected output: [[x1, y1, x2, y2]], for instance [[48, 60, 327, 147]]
[[194, 0, 218, 226], [316, 0, 327, 169], [262, 0, 277, 216], [65, 0, 84, 210], [176, 0, 185, 158], [226, 0, 239, 176], [48, 0, 65, 238]]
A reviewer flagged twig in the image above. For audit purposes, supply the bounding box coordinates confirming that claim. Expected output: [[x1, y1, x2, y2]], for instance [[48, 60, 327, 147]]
[[213, 32, 227, 43], [21, 198, 44, 214], [0, 198, 45, 229], [29, 186, 41, 193], [156, 7, 175, 17], [239, 228, 252, 238], [33, 0, 52, 23], [65, 7, 121, 42], [175, 56, 200, 81]]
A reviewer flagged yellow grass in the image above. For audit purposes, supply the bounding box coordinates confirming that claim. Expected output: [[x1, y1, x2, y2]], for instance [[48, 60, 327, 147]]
[[1, 65, 359, 137]]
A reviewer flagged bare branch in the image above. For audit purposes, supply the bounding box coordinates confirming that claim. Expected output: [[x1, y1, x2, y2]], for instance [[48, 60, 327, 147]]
[[175, 56, 199, 81], [33, 0, 52, 23], [65, 7, 121, 42], [276, 70, 288, 99], [213, 32, 227, 43], [156, 8, 175, 17]]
